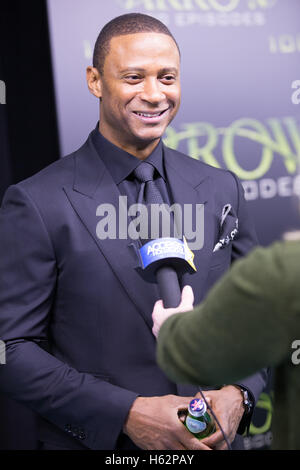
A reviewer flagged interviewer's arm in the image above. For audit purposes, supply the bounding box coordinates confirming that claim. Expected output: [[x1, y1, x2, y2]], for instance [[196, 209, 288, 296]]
[[156, 241, 300, 386]]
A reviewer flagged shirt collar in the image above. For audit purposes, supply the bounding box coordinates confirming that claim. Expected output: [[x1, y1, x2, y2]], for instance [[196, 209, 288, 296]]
[[91, 124, 166, 185]]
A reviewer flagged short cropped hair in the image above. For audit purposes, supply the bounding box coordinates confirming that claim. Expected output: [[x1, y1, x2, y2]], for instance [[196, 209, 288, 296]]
[[93, 13, 180, 75]]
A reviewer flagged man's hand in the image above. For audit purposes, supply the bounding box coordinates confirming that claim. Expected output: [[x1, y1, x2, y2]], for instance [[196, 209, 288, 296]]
[[123, 394, 212, 450], [152, 285, 194, 338], [200, 386, 245, 450]]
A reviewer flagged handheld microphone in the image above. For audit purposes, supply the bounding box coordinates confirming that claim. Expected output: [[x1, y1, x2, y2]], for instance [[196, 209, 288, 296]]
[[156, 264, 181, 308], [134, 237, 197, 308]]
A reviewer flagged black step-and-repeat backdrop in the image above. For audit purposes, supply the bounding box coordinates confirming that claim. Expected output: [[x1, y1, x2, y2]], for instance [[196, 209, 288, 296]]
[[47, 0, 300, 449]]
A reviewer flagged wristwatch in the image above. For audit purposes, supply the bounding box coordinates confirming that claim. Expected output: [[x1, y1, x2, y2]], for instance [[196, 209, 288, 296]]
[[233, 385, 253, 415]]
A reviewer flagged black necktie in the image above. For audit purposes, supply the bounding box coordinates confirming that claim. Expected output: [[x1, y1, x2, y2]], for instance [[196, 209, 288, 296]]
[[134, 162, 173, 241], [134, 162, 164, 206], [134, 162, 164, 244], [133, 163, 182, 307]]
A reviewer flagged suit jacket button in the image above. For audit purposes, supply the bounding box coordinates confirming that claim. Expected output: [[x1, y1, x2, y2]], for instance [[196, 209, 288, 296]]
[[78, 431, 86, 440]]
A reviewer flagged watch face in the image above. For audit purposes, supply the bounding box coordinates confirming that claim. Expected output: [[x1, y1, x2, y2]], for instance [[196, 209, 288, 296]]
[[238, 387, 253, 414], [243, 392, 253, 413], [233, 385, 253, 413]]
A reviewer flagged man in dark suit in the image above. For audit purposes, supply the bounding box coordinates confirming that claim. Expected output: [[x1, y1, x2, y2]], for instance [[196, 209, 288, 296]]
[[0, 13, 268, 450]]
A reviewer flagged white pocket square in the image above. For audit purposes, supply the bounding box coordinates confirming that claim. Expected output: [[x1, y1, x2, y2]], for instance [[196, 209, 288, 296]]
[[213, 204, 239, 252]]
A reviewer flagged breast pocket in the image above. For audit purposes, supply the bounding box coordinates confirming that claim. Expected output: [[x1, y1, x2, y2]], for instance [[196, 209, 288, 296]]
[[205, 247, 232, 293], [210, 246, 232, 268]]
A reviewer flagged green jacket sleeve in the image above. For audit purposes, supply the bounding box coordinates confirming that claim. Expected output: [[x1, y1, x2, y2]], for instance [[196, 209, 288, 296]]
[[156, 241, 300, 386]]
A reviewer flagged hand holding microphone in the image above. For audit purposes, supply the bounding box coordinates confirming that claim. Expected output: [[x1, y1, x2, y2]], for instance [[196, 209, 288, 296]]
[[152, 285, 194, 338]]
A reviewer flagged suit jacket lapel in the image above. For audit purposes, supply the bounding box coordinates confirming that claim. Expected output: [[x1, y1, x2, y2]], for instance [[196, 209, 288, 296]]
[[163, 146, 216, 304], [63, 137, 159, 330]]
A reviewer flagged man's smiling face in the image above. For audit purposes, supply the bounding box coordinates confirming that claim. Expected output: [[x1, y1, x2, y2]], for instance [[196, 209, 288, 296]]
[[97, 32, 181, 152]]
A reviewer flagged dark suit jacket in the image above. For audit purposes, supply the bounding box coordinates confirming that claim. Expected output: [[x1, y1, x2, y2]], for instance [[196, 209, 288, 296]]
[[0, 131, 268, 450]]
